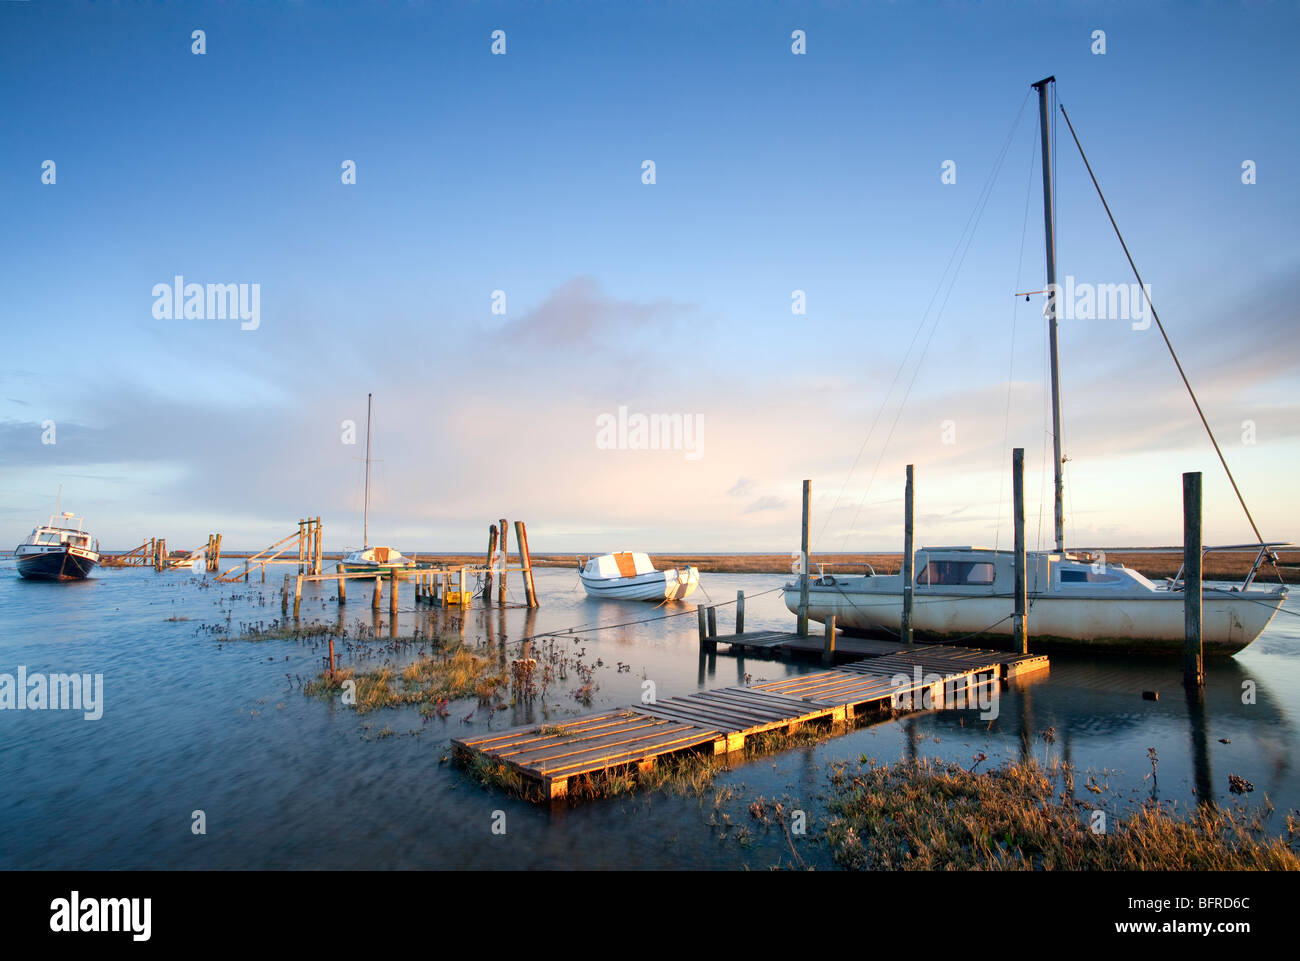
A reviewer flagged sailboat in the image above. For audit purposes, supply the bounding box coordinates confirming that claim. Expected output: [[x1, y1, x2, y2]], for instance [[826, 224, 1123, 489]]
[[14, 488, 100, 581], [339, 394, 416, 574], [783, 77, 1288, 656]]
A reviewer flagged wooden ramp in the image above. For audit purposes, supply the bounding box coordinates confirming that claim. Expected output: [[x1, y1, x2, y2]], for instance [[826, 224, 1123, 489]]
[[453, 640, 1047, 800]]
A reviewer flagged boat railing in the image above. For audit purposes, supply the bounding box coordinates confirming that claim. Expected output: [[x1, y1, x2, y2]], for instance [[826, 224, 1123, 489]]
[[1167, 542, 1292, 592]]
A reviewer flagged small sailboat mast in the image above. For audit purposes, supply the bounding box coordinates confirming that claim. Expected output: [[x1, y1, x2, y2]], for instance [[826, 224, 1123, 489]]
[[363, 392, 372, 550], [1033, 75, 1066, 553]]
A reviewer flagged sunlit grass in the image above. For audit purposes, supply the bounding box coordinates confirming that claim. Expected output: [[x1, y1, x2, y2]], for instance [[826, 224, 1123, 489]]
[[822, 757, 1300, 870]]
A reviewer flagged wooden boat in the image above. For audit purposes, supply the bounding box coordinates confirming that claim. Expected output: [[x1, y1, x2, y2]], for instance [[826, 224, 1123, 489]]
[[15, 506, 100, 581], [579, 552, 700, 601], [339, 393, 415, 574], [784, 77, 1288, 655]]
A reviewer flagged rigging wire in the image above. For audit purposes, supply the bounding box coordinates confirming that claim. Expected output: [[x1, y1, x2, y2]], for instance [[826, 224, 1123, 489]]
[[839, 90, 1035, 549], [1058, 102, 1283, 583]]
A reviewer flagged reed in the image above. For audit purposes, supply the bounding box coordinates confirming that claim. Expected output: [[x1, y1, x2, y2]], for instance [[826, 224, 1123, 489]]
[[823, 757, 1300, 870], [304, 644, 507, 714]]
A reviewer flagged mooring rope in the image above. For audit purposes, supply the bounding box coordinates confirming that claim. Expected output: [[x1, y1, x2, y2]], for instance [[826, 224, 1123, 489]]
[[1058, 102, 1283, 585]]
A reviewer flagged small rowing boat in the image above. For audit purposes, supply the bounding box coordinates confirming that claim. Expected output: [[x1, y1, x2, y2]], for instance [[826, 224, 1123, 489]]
[[579, 552, 700, 601]]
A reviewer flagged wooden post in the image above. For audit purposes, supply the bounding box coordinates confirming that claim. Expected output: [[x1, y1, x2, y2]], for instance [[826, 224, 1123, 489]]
[[515, 521, 538, 608], [1183, 471, 1204, 687], [902, 464, 914, 645], [707, 606, 717, 638], [697, 606, 708, 651], [798, 479, 811, 637], [390, 571, 399, 615], [297, 520, 305, 575], [281, 573, 290, 614], [440, 569, 449, 607], [327, 636, 335, 674], [244, 559, 250, 583], [315, 517, 323, 575], [214, 533, 221, 572], [735, 590, 745, 635], [293, 574, 303, 618], [372, 575, 381, 611], [823, 614, 837, 665], [498, 518, 509, 605], [1012, 448, 1028, 655], [484, 525, 498, 601], [337, 565, 346, 604]]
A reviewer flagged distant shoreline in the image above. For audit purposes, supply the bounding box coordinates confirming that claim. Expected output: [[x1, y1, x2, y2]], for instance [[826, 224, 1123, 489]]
[[131, 548, 1299, 584]]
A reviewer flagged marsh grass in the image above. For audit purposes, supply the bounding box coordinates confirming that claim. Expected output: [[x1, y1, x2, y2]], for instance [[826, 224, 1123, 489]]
[[823, 757, 1300, 870], [304, 643, 507, 714]]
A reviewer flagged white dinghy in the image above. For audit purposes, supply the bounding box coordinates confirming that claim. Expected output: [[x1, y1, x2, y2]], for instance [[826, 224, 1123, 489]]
[[579, 552, 700, 601]]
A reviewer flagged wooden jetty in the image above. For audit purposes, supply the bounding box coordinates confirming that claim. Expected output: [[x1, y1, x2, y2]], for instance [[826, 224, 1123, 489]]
[[453, 639, 1047, 800]]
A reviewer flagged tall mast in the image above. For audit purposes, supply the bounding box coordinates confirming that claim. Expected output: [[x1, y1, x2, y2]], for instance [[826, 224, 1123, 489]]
[[363, 393, 372, 549], [1033, 75, 1065, 553]]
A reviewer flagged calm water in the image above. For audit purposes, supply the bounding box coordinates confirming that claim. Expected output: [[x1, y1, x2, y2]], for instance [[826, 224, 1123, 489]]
[[0, 564, 1296, 869]]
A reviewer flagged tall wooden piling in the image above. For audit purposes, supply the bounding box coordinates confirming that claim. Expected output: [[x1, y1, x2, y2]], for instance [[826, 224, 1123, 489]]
[[281, 573, 289, 614], [823, 614, 837, 665], [297, 520, 305, 574], [293, 574, 303, 618], [1013, 448, 1028, 655], [498, 518, 509, 605], [902, 465, 915, 645], [735, 590, 745, 635], [372, 575, 382, 611], [484, 525, 498, 601], [515, 520, 538, 608], [390, 571, 399, 615], [798, 479, 811, 637], [337, 564, 347, 604], [1183, 471, 1204, 687], [707, 606, 717, 639]]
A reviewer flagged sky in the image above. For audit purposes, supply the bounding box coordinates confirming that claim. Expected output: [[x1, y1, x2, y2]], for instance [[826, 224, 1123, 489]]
[[1, 0, 1297, 554]]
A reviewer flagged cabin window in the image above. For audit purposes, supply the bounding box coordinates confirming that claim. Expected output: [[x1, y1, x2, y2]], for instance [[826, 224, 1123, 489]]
[[916, 561, 995, 586], [1060, 569, 1119, 584]]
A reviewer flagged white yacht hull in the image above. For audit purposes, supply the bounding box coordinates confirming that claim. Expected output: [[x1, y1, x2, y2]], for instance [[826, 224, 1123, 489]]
[[783, 582, 1285, 656]]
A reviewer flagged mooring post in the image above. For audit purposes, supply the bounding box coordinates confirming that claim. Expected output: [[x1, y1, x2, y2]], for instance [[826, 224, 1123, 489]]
[[337, 564, 346, 604], [244, 559, 250, 583], [281, 573, 290, 614], [823, 614, 837, 666], [1013, 448, 1028, 655], [498, 518, 509, 605], [697, 605, 708, 651], [214, 533, 222, 572], [297, 520, 305, 575], [707, 605, 717, 639], [327, 636, 335, 675], [372, 575, 381, 611], [515, 520, 538, 608], [902, 464, 915, 645], [1183, 471, 1204, 687], [315, 517, 323, 575], [390, 571, 399, 615], [293, 574, 303, 618], [798, 478, 811, 637], [736, 590, 745, 635], [485, 524, 498, 602]]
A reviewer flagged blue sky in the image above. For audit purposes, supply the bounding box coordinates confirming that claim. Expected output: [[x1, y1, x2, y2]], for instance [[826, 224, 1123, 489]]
[[2, 1, 1297, 553]]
